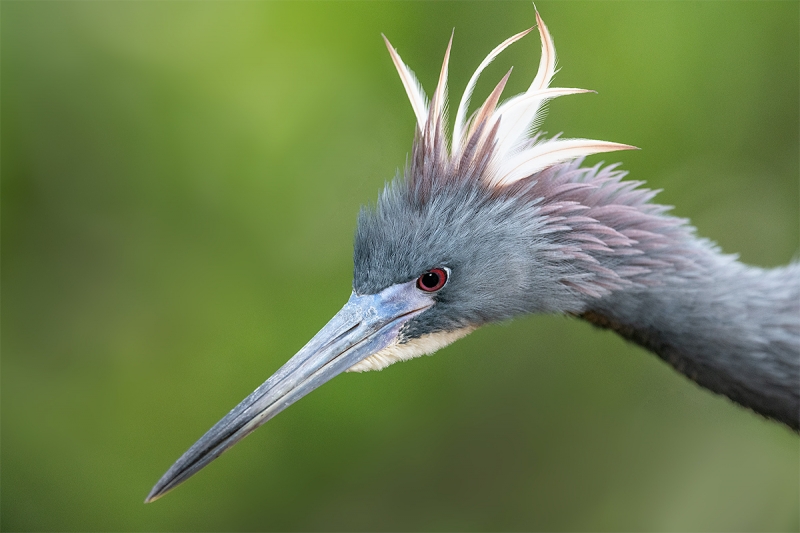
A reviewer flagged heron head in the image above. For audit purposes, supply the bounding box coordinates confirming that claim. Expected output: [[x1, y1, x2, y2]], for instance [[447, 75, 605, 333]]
[[350, 174, 579, 372], [146, 9, 636, 503]]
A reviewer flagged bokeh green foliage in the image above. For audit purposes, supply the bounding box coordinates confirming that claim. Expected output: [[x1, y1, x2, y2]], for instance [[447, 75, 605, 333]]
[[2, 1, 798, 531]]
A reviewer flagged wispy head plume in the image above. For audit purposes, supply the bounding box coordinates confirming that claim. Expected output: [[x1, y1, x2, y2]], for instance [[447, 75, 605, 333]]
[[383, 8, 637, 191]]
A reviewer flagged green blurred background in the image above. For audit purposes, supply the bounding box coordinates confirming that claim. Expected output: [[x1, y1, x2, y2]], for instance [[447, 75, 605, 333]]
[[2, 1, 798, 531]]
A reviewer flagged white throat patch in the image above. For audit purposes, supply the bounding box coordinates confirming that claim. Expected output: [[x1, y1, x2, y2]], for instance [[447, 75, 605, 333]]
[[347, 326, 476, 372]]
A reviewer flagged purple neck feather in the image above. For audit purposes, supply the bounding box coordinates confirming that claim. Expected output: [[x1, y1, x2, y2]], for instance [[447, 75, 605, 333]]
[[531, 160, 800, 430]]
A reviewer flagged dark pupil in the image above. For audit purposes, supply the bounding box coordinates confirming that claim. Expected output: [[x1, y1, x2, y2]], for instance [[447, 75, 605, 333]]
[[421, 272, 440, 289]]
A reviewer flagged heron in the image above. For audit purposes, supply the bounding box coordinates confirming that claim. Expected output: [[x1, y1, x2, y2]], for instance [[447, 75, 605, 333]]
[[146, 10, 800, 503]]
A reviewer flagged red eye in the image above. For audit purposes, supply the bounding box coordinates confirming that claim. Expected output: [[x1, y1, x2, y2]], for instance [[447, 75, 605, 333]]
[[417, 268, 448, 292]]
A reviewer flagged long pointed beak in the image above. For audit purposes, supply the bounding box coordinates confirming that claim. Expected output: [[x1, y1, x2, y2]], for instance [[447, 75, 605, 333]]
[[145, 282, 431, 503]]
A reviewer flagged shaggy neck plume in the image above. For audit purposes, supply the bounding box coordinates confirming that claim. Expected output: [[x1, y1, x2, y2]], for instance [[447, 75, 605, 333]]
[[514, 163, 800, 430]]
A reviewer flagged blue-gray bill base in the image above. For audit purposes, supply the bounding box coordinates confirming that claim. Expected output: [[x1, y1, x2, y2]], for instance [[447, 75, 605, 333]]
[[146, 9, 799, 503]]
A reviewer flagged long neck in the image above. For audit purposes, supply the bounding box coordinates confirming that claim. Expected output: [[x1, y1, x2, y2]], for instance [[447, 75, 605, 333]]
[[580, 249, 800, 431], [513, 161, 800, 430]]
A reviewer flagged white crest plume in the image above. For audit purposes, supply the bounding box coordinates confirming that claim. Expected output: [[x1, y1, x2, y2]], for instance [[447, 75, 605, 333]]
[[383, 9, 637, 188]]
